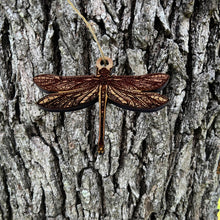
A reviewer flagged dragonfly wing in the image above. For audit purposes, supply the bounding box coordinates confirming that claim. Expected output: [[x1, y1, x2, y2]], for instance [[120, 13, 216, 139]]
[[34, 74, 98, 93], [110, 73, 169, 92], [37, 84, 99, 112], [107, 85, 169, 112]]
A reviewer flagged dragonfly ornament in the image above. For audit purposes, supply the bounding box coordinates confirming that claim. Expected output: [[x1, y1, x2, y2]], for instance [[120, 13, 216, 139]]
[[34, 57, 169, 154]]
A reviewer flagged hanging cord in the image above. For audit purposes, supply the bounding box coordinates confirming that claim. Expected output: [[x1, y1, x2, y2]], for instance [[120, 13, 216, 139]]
[[67, 0, 106, 64]]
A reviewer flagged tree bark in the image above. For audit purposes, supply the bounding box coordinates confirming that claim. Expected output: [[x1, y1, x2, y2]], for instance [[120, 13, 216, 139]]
[[0, 0, 219, 219]]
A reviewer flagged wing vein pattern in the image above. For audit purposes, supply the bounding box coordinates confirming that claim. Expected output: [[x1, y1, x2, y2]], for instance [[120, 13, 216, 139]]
[[107, 84, 169, 112], [36, 77, 100, 111]]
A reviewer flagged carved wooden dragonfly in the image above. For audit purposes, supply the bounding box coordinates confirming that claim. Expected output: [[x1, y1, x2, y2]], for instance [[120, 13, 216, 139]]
[[34, 57, 169, 154]]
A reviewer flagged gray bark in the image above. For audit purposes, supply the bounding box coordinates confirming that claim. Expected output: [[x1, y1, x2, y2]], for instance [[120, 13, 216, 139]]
[[0, 0, 219, 219]]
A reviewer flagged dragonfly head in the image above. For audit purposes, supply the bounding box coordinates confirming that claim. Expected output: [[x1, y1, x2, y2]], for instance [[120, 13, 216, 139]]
[[96, 56, 113, 77]]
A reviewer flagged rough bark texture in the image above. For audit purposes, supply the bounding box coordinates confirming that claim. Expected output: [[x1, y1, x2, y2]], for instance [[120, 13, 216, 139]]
[[0, 0, 219, 219]]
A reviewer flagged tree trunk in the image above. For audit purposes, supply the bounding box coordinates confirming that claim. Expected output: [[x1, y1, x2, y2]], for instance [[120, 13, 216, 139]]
[[0, 0, 219, 219]]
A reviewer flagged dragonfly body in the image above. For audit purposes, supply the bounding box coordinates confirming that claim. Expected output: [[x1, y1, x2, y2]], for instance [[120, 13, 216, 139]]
[[98, 84, 108, 153], [34, 57, 169, 154]]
